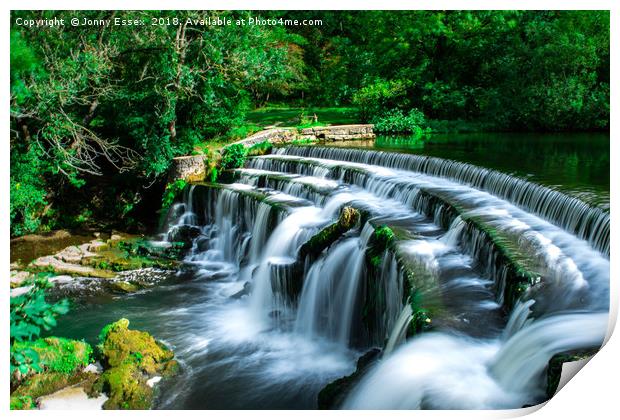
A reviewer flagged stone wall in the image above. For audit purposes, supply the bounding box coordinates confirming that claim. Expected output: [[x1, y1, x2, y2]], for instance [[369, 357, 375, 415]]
[[300, 124, 375, 141], [168, 155, 206, 183], [232, 124, 375, 147], [169, 124, 374, 182]]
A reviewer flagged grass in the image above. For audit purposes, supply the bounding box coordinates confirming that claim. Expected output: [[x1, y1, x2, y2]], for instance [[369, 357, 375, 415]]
[[245, 106, 359, 128]]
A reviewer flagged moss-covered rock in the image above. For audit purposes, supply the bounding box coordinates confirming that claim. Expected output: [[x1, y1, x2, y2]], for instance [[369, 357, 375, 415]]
[[10, 395, 35, 410], [365, 225, 395, 268], [299, 206, 360, 260], [12, 337, 92, 378], [546, 348, 598, 399], [95, 318, 177, 410], [109, 281, 139, 294], [11, 371, 99, 409]]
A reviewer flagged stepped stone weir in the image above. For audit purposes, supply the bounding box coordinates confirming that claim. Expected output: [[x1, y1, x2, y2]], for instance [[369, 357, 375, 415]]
[[275, 146, 610, 257], [157, 140, 608, 410]]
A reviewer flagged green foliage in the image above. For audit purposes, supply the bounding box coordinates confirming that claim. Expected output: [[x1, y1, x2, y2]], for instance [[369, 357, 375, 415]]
[[220, 143, 248, 170], [161, 179, 188, 210], [10, 275, 70, 381], [227, 124, 263, 141], [374, 108, 432, 137], [290, 138, 318, 146], [245, 106, 358, 127], [10, 144, 50, 236], [13, 338, 92, 375], [10, 10, 308, 236], [352, 79, 412, 122], [247, 140, 273, 157]]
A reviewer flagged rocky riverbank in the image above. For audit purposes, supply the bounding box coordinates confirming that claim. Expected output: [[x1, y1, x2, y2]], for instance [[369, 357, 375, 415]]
[[10, 319, 178, 410]]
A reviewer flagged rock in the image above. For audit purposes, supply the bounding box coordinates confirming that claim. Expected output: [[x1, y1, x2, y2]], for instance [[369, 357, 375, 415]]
[[230, 281, 252, 299], [299, 206, 360, 260], [318, 348, 382, 409], [87, 240, 108, 252], [29, 255, 116, 278], [38, 385, 108, 410], [11, 286, 33, 297], [49, 275, 73, 285], [110, 281, 139, 293], [94, 318, 178, 409], [84, 362, 103, 374], [146, 376, 162, 388], [10, 270, 32, 287], [167, 225, 201, 247], [56, 246, 85, 264]]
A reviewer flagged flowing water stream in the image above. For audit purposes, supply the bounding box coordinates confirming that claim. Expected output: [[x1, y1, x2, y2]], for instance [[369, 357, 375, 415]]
[[49, 133, 609, 409]]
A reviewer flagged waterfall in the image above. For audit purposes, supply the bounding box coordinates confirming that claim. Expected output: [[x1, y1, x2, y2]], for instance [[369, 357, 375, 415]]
[[158, 141, 608, 409], [274, 146, 609, 256], [343, 312, 607, 409], [491, 312, 608, 393], [384, 303, 413, 355], [249, 206, 322, 327]]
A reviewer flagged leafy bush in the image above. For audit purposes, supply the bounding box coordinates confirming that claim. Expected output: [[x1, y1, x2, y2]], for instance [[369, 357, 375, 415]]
[[10, 275, 70, 381], [161, 179, 188, 211], [352, 79, 412, 122], [373, 108, 431, 137], [220, 144, 248, 170], [10, 145, 50, 236]]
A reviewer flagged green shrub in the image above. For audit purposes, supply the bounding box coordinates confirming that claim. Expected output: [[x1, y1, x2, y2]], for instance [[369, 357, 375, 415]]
[[220, 143, 248, 170], [10, 275, 70, 381], [374, 108, 431, 137], [352, 79, 412, 122], [161, 179, 187, 210]]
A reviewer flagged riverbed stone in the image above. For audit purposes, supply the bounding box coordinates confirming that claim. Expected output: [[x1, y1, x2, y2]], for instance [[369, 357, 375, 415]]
[[10, 270, 32, 287], [29, 255, 116, 278], [37, 385, 108, 410]]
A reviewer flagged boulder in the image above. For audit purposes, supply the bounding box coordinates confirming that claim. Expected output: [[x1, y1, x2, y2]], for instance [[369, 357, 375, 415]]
[[94, 319, 178, 409]]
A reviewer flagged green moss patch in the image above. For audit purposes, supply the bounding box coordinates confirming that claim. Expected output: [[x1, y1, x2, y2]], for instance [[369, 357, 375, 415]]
[[299, 206, 360, 260]]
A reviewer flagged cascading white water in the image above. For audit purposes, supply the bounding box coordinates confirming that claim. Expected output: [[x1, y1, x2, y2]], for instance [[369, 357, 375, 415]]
[[249, 206, 323, 326], [294, 224, 374, 346], [343, 312, 607, 409], [384, 303, 413, 355]]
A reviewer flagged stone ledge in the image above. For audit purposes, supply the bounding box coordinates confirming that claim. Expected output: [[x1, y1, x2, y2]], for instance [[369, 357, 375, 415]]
[[169, 124, 374, 182]]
